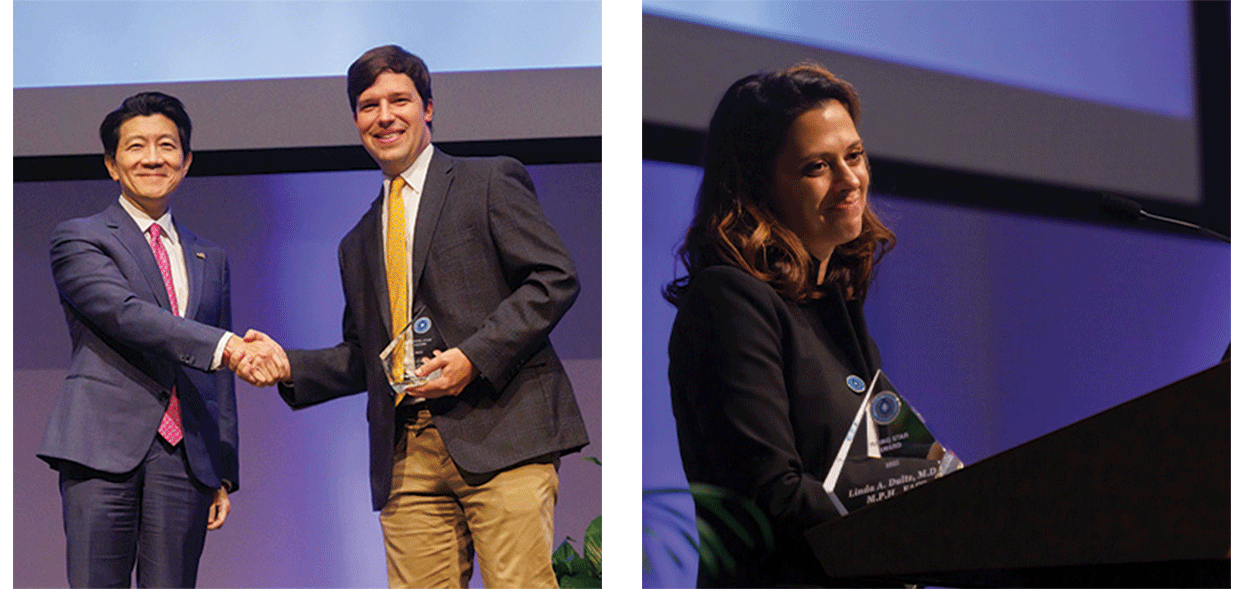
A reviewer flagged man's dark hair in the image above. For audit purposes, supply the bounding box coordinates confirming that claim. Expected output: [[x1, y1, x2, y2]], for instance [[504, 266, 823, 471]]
[[347, 45, 433, 115], [99, 92, 192, 158]]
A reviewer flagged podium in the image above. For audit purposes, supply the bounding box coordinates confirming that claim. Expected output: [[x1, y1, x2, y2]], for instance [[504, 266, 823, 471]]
[[806, 361, 1230, 588]]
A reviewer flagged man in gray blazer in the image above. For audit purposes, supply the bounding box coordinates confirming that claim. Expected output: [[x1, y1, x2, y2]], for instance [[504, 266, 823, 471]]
[[243, 45, 588, 588], [39, 92, 283, 588]]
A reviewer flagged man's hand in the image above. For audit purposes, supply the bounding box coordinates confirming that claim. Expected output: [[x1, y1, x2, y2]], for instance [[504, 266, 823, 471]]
[[411, 347, 478, 399], [225, 329, 290, 387], [207, 486, 230, 530]]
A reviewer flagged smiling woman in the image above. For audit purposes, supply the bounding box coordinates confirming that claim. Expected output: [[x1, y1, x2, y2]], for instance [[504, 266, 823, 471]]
[[769, 100, 869, 275], [663, 64, 949, 588], [666, 64, 894, 305]]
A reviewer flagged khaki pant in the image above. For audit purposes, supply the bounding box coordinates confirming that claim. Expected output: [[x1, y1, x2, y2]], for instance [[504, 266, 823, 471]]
[[379, 409, 559, 588]]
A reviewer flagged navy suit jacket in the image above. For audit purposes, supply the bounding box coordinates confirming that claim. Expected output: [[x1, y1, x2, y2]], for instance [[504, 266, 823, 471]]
[[39, 201, 239, 492], [280, 149, 589, 511]]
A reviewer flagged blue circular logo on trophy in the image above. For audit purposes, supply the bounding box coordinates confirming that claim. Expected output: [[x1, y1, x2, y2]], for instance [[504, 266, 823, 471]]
[[846, 375, 866, 393], [381, 306, 444, 397], [871, 391, 901, 425]]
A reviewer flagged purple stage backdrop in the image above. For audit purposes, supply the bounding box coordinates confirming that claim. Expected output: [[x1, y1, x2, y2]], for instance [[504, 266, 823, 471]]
[[14, 163, 601, 588]]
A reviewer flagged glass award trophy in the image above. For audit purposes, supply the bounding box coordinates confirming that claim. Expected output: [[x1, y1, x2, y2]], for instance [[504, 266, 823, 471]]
[[379, 304, 446, 396], [822, 370, 963, 517]]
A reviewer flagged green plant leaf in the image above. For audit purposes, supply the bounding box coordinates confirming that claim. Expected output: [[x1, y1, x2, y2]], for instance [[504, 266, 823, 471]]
[[644, 499, 691, 520], [568, 555, 594, 576], [583, 515, 602, 573], [694, 518, 735, 577], [689, 483, 775, 551], [642, 483, 777, 581], [690, 490, 756, 548], [551, 537, 581, 577], [559, 572, 602, 589], [554, 458, 602, 588]]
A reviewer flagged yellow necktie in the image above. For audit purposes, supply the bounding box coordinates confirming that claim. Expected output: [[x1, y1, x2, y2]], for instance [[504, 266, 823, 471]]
[[386, 176, 409, 405]]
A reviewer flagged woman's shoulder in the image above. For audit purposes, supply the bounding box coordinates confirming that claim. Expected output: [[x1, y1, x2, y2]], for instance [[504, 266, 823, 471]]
[[671, 265, 793, 352], [680, 265, 784, 310], [689, 264, 767, 289]]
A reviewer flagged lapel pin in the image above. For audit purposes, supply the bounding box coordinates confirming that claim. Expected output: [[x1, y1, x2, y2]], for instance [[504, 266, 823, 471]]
[[195, 252, 206, 259], [846, 375, 866, 393]]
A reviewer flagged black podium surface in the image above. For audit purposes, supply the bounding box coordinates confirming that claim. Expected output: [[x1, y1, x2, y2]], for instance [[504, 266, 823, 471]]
[[806, 361, 1230, 588]]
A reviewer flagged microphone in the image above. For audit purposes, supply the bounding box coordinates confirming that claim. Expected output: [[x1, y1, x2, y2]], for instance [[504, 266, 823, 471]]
[[1099, 194, 1231, 362], [1099, 194, 1230, 243]]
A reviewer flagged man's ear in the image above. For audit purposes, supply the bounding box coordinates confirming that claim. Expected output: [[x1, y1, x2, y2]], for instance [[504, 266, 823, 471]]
[[424, 99, 434, 124], [103, 155, 120, 182], [182, 151, 193, 174]]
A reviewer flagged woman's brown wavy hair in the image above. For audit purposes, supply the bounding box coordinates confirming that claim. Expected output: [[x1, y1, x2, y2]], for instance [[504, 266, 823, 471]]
[[663, 63, 895, 306]]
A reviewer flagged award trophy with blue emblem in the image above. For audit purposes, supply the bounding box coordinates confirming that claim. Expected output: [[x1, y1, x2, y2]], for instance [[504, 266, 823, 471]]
[[379, 304, 445, 394], [822, 370, 963, 517]]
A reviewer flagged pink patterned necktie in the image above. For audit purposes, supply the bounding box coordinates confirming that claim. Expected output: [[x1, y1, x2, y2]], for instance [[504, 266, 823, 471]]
[[148, 223, 183, 446]]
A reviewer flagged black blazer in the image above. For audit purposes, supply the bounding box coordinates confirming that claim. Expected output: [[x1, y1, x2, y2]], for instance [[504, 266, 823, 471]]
[[280, 149, 589, 510], [668, 265, 935, 587]]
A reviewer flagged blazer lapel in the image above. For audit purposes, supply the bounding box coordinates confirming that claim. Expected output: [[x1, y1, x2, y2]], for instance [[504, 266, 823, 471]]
[[177, 221, 206, 321], [409, 149, 453, 301], [104, 202, 171, 311], [846, 298, 878, 375], [815, 286, 872, 378], [359, 194, 392, 335]]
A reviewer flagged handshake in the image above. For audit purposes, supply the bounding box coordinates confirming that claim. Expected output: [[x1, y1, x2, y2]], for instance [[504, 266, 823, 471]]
[[223, 330, 289, 387]]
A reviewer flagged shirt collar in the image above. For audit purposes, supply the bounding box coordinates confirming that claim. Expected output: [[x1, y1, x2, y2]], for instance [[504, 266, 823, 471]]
[[118, 196, 178, 245], [386, 142, 434, 196]]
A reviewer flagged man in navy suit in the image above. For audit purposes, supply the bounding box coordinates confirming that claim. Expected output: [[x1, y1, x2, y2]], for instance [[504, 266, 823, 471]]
[[239, 46, 589, 588], [38, 92, 284, 588]]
